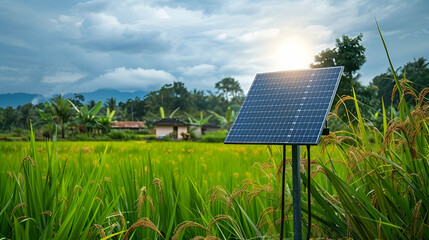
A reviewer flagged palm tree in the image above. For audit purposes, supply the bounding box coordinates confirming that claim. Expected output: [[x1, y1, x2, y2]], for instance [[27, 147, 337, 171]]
[[105, 97, 117, 111], [37, 95, 74, 138], [412, 57, 429, 75], [17, 103, 35, 129]]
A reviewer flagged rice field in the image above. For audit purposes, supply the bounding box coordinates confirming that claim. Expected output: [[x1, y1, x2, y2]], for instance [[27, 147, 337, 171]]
[[0, 140, 291, 239]]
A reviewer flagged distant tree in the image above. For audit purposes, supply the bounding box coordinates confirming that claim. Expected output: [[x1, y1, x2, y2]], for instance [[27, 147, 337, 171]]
[[311, 34, 366, 98], [37, 95, 74, 138], [215, 77, 244, 103], [409, 57, 429, 76], [105, 97, 117, 111], [16, 103, 35, 129], [69, 100, 103, 134], [142, 81, 192, 116], [0, 108, 4, 130], [190, 89, 209, 111], [0, 107, 18, 131], [372, 57, 429, 107], [310, 34, 380, 121]]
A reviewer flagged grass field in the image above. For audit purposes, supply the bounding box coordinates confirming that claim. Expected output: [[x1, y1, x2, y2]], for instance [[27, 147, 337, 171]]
[[0, 140, 291, 239]]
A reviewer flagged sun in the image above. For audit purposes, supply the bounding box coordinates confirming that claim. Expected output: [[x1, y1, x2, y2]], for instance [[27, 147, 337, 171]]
[[274, 37, 314, 70]]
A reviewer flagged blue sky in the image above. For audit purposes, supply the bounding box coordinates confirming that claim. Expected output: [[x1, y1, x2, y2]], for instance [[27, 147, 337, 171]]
[[1, 0, 428, 97]]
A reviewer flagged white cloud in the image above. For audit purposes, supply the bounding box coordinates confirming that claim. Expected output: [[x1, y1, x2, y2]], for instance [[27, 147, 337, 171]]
[[79, 67, 175, 92], [1, 0, 428, 95], [181, 64, 216, 76], [239, 28, 280, 42], [42, 72, 86, 83], [31, 96, 42, 105]]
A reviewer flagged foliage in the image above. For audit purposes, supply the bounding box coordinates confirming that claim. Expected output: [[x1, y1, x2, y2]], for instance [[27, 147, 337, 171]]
[[199, 130, 228, 142], [215, 77, 245, 104], [37, 95, 74, 138], [69, 100, 103, 134], [311, 34, 382, 122], [186, 111, 212, 126], [98, 108, 116, 133], [209, 107, 237, 129], [372, 57, 429, 107]]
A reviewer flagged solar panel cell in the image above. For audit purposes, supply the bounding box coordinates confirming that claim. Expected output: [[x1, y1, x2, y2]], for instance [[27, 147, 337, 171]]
[[224, 66, 343, 145]]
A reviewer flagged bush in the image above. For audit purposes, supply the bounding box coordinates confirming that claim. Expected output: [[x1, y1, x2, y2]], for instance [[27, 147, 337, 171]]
[[107, 130, 138, 140], [134, 129, 150, 135], [200, 130, 228, 142]]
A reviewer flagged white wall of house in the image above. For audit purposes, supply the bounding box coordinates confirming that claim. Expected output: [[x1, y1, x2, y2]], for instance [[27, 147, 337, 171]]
[[156, 125, 188, 139], [156, 126, 173, 138], [177, 126, 187, 140]]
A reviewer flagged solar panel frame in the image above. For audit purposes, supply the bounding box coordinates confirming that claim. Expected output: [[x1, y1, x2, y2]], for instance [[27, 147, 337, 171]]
[[224, 66, 343, 145]]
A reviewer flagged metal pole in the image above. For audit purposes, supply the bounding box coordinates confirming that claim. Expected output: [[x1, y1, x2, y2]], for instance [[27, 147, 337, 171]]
[[307, 145, 311, 240], [280, 145, 286, 240], [292, 145, 302, 240]]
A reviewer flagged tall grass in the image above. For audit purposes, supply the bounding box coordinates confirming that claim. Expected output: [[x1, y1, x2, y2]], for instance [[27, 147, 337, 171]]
[[1, 140, 282, 239]]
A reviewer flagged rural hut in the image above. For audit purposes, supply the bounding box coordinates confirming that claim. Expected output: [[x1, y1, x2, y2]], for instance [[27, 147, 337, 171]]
[[154, 118, 190, 140], [110, 121, 145, 131]]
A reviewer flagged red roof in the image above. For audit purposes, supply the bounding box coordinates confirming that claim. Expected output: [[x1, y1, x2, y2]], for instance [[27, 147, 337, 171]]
[[110, 121, 145, 129]]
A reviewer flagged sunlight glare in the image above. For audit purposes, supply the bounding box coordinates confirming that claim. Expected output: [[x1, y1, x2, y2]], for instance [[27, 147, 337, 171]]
[[274, 38, 313, 70]]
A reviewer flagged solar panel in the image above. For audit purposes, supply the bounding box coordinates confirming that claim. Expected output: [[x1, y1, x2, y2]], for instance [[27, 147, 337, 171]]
[[224, 66, 343, 145]]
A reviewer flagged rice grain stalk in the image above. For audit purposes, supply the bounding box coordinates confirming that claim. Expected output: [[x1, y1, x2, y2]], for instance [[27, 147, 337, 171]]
[[7, 171, 13, 181], [227, 180, 256, 210], [95, 197, 105, 210], [276, 158, 292, 179], [108, 212, 126, 230], [208, 186, 228, 207], [267, 202, 293, 233], [136, 186, 154, 217], [207, 214, 243, 239], [10, 203, 27, 220], [246, 184, 273, 206], [257, 207, 276, 229], [172, 221, 207, 240], [121, 217, 164, 240], [40, 210, 53, 216], [383, 96, 428, 159], [21, 156, 36, 169], [409, 200, 423, 239], [93, 224, 106, 238], [152, 178, 163, 203], [191, 236, 221, 240]]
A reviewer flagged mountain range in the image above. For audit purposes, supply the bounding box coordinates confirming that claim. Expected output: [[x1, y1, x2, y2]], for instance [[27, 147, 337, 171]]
[[0, 89, 148, 108]]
